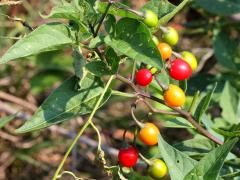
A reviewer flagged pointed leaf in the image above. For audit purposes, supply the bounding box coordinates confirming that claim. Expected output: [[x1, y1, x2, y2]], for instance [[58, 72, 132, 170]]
[[16, 74, 111, 133], [158, 135, 197, 180], [105, 18, 163, 69], [73, 48, 86, 79], [194, 83, 217, 122], [184, 138, 239, 180], [0, 23, 73, 64]]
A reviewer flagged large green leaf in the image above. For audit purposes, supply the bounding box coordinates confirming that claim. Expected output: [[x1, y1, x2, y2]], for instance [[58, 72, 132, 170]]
[[158, 135, 197, 180], [16, 74, 111, 133], [165, 117, 194, 129], [213, 31, 239, 71], [73, 48, 86, 79], [194, 83, 217, 123], [105, 18, 163, 69], [0, 23, 73, 64], [41, 1, 84, 22], [174, 135, 216, 157], [184, 138, 239, 180], [220, 82, 239, 125], [195, 0, 240, 16], [42, 0, 97, 24]]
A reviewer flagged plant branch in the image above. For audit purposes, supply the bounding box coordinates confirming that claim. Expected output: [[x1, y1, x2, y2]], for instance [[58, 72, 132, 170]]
[[53, 75, 114, 180], [115, 74, 224, 146], [138, 98, 180, 116], [94, 1, 113, 37]]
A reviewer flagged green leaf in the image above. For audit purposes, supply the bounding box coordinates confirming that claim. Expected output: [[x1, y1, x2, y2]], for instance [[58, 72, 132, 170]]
[[89, 34, 105, 48], [158, 135, 197, 180], [174, 135, 216, 157], [158, 0, 190, 25], [195, 0, 240, 16], [16, 74, 111, 133], [184, 138, 239, 180], [30, 70, 68, 96], [86, 61, 112, 77], [73, 48, 86, 79], [0, 114, 17, 129], [41, 1, 84, 22], [105, 47, 120, 73], [141, 0, 176, 18], [213, 128, 240, 138], [104, 14, 116, 36], [42, 0, 97, 24], [105, 18, 163, 69], [220, 82, 239, 125], [213, 31, 239, 71], [165, 117, 194, 129], [194, 83, 217, 122], [0, 23, 73, 64], [96, 1, 141, 19]]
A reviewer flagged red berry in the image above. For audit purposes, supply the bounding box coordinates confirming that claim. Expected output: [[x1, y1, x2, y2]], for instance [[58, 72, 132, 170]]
[[170, 59, 192, 80], [118, 147, 138, 167], [135, 69, 153, 86]]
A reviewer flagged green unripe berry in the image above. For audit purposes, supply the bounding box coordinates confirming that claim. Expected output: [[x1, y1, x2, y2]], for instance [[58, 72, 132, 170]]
[[162, 27, 179, 46], [181, 51, 198, 71], [143, 10, 158, 27], [148, 159, 168, 179], [152, 35, 160, 46]]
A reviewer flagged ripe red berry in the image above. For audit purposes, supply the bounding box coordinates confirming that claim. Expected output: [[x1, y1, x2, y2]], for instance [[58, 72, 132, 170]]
[[118, 146, 138, 167], [135, 69, 153, 86], [170, 59, 192, 80]]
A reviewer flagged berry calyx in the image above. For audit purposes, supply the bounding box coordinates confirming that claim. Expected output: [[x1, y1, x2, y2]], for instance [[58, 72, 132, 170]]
[[139, 123, 160, 146], [164, 84, 186, 107], [170, 59, 192, 80], [181, 51, 198, 71], [152, 35, 160, 46], [143, 10, 158, 27], [157, 42, 172, 61], [135, 69, 153, 86], [148, 159, 168, 179], [118, 146, 138, 167]]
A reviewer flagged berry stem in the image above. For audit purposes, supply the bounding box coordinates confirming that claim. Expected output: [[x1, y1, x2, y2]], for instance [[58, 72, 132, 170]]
[[139, 153, 152, 166], [131, 104, 144, 128], [115, 74, 224, 145], [172, 51, 182, 58]]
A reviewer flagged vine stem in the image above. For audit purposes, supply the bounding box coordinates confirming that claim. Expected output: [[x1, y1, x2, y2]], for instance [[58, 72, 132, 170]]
[[115, 74, 224, 145], [53, 75, 114, 180]]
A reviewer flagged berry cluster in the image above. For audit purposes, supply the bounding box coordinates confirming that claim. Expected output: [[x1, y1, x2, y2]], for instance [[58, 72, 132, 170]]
[[117, 10, 198, 179]]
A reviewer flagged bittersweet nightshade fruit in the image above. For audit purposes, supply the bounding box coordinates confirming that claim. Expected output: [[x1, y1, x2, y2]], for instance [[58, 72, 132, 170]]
[[170, 59, 192, 80], [139, 123, 160, 146], [157, 42, 172, 61], [143, 10, 158, 27], [148, 159, 168, 179], [164, 84, 186, 107], [162, 27, 179, 46], [135, 69, 153, 86], [181, 51, 198, 71], [118, 146, 138, 167]]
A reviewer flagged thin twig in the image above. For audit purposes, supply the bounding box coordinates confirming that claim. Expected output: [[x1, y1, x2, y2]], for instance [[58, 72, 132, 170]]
[[154, 76, 168, 90], [94, 1, 113, 37], [115, 74, 224, 146], [138, 98, 180, 116]]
